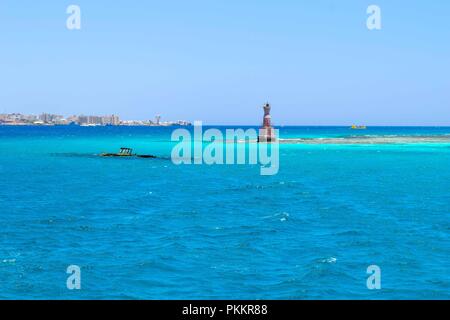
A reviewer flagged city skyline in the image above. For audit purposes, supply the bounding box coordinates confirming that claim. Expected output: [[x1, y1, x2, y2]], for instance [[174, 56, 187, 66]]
[[3, 107, 450, 126], [0, 112, 191, 126]]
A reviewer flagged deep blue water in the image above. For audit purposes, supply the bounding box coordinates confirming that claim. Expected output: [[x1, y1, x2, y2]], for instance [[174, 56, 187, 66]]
[[0, 126, 449, 299]]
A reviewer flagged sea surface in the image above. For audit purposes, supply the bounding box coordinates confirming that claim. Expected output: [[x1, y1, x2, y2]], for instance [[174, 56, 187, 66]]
[[0, 125, 449, 299]]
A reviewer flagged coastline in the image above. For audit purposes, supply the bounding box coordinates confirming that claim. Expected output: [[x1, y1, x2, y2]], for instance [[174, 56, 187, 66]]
[[277, 135, 450, 145]]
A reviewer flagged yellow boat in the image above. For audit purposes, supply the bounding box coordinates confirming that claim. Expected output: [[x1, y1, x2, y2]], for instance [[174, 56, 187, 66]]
[[350, 125, 367, 130]]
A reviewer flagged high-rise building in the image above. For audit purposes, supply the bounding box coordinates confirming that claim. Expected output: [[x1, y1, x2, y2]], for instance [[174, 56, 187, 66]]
[[101, 114, 119, 125], [67, 115, 79, 124], [39, 113, 63, 123], [77, 115, 88, 125], [77, 114, 120, 125]]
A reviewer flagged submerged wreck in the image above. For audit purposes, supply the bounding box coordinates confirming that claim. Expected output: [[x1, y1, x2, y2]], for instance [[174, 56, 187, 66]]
[[100, 147, 156, 158]]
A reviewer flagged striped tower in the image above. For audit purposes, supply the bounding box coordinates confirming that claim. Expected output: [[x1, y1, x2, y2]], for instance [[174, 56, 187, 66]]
[[258, 102, 276, 142]]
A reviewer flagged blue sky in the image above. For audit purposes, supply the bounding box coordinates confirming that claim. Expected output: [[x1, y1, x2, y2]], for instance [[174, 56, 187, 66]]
[[0, 0, 449, 125]]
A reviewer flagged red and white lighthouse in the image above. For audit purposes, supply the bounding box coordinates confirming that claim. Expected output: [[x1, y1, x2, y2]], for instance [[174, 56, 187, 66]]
[[258, 102, 276, 142]]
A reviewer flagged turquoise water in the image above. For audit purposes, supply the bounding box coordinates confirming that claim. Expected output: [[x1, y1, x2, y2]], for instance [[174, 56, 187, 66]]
[[0, 126, 449, 299]]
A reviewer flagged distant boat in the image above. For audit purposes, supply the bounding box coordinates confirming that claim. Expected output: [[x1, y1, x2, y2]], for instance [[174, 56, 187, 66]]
[[350, 125, 367, 130]]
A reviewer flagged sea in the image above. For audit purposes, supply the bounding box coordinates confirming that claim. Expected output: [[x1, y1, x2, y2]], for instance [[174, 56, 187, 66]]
[[0, 125, 449, 299]]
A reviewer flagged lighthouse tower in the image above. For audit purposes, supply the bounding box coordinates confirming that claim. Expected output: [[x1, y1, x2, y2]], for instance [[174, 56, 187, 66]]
[[258, 102, 276, 142]]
